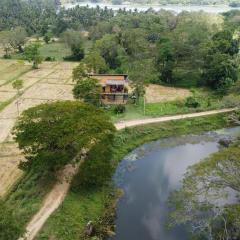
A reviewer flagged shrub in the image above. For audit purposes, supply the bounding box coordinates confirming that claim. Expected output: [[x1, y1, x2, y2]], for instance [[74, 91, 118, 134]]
[[114, 105, 126, 114], [221, 94, 240, 108], [45, 56, 55, 61], [185, 96, 200, 108], [3, 54, 11, 59]]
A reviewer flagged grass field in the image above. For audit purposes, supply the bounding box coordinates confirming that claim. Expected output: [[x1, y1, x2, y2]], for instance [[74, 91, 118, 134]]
[[39, 42, 71, 61]]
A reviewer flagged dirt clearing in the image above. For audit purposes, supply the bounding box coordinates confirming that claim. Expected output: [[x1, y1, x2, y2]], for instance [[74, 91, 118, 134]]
[[146, 84, 191, 103]]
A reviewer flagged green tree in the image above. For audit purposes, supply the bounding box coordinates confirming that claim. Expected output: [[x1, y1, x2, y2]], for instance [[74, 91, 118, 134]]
[[203, 52, 238, 94], [62, 30, 84, 61], [12, 79, 23, 116], [0, 200, 24, 240], [95, 34, 125, 69], [72, 62, 89, 81], [12, 101, 115, 172], [0, 31, 11, 58], [83, 51, 108, 74], [43, 33, 51, 44], [169, 142, 240, 240], [73, 78, 102, 106], [202, 30, 239, 93], [24, 43, 42, 69], [156, 38, 174, 84], [76, 135, 114, 188], [9, 27, 27, 53]]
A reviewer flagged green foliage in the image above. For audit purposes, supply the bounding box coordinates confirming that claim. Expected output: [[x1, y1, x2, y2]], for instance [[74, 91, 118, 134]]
[[24, 43, 42, 69], [9, 27, 27, 53], [73, 78, 102, 106], [62, 30, 85, 61], [0, 200, 24, 240], [12, 101, 115, 172], [114, 104, 126, 114], [131, 83, 146, 104], [72, 63, 89, 81], [202, 30, 239, 94], [83, 51, 108, 74], [169, 142, 240, 239], [43, 33, 51, 44], [185, 96, 201, 108], [94, 34, 125, 69], [12, 79, 23, 92], [0, 31, 12, 58], [75, 136, 114, 188]]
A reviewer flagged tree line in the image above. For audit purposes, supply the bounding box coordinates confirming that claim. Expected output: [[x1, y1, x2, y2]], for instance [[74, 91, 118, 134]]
[[0, 1, 239, 94]]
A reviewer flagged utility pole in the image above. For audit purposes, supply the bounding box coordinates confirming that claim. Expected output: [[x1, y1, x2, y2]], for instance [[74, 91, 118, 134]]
[[143, 96, 146, 116]]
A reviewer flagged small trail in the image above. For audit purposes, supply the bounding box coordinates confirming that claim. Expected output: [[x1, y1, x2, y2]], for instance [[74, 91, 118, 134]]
[[20, 107, 236, 240], [115, 108, 236, 130]]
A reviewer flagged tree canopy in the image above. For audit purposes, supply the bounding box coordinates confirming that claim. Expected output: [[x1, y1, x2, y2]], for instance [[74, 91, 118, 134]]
[[169, 140, 240, 240], [12, 101, 115, 172]]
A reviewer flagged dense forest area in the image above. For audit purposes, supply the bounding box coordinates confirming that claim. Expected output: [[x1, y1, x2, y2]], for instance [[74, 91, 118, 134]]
[[0, 0, 240, 94]]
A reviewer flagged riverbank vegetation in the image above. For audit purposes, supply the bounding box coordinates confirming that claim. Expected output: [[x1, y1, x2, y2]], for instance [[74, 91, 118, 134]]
[[169, 111, 240, 240], [34, 112, 235, 240]]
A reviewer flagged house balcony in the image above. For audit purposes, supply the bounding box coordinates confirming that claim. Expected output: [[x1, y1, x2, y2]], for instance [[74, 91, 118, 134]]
[[101, 92, 128, 105]]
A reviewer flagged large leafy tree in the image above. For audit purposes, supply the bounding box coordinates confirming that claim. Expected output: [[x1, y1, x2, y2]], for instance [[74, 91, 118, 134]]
[[62, 30, 84, 61], [24, 43, 42, 69], [202, 30, 239, 93], [9, 27, 27, 53], [169, 142, 240, 240], [72, 63, 103, 106], [156, 38, 174, 84], [95, 34, 125, 69], [73, 78, 102, 106], [83, 51, 108, 74], [12, 101, 115, 172]]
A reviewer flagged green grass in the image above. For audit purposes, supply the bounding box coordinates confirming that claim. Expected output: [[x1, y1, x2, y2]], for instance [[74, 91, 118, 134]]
[[4, 171, 55, 232], [108, 95, 222, 122], [36, 112, 233, 240], [39, 42, 71, 61], [9, 38, 93, 62], [0, 98, 15, 112]]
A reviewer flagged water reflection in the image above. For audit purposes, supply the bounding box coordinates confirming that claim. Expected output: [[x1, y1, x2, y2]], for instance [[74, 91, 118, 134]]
[[112, 127, 240, 240]]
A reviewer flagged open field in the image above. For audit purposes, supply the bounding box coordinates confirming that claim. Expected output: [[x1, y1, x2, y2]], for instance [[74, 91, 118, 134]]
[[145, 84, 191, 103], [0, 60, 77, 196]]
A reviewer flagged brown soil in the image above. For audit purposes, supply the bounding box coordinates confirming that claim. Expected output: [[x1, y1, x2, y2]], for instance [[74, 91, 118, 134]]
[[145, 84, 191, 103]]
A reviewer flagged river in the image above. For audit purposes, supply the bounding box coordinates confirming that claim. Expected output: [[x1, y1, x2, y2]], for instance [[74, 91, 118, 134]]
[[110, 127, 240, 240], [63, 2, 240, 13]]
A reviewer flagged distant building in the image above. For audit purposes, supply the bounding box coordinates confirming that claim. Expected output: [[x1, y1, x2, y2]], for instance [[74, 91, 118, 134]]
[[89, 74, 129, 104]]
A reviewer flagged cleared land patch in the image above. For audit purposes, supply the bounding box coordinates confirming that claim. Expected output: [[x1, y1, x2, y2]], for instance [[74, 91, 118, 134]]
[[0, 60, 76, 196], [145, 84, 191, 103]]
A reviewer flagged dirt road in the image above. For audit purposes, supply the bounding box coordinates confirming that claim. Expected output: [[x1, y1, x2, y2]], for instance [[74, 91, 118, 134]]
[[20, 107, 236, 240]]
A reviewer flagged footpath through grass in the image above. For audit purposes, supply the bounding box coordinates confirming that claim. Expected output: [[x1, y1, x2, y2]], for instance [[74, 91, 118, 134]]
[[35, 112, 232, 240]]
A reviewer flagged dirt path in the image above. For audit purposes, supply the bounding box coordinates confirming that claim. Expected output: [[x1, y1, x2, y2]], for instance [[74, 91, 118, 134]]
[[20, 107, 236, 240], [115, 108, 236, 130]]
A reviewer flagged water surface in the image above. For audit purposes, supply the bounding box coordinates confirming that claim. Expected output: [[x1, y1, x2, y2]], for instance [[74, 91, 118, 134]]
[[111, 127, 240, 240]]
